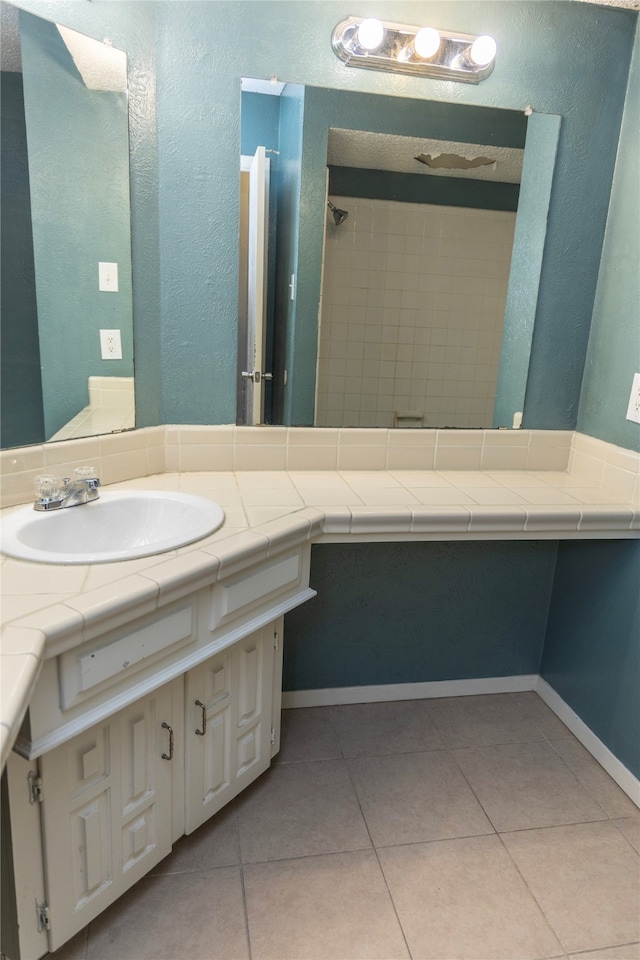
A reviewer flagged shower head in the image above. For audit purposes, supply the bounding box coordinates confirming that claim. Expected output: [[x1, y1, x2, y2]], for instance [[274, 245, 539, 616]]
[[327, 201, 349, 226]]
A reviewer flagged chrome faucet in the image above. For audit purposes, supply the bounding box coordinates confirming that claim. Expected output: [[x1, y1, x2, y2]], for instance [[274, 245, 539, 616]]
[[34, 468, 100, 511]]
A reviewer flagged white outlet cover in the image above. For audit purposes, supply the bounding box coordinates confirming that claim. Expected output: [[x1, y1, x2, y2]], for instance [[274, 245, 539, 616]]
[[100, 328, 123, 360], [626, 372, 640, 424]]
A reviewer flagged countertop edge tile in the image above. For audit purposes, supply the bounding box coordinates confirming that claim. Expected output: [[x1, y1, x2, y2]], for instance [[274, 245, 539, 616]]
[[0, 624, 47, 657], [410, 505, 471, 533], [65, 574, 160, 643], [468, 506, 528, 532]]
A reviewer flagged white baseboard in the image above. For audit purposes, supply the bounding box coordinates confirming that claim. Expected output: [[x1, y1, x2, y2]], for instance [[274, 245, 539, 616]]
[[282, 674, 639, 809], [282, 674, 538, 709], [535, 677, 640, 807]]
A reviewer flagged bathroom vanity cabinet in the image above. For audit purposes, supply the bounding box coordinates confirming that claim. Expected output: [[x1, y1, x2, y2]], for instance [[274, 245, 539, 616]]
[[2, 543, 311, 960]]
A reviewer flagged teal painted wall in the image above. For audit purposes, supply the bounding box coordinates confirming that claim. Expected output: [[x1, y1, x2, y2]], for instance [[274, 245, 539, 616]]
[[240, 91, 280, 157], [20, 12, 133, 438], [151, 0, 634, 428], [541, 541, 640, 778], [15, 0, 160, 432], [494, 111, 561, 430], [14, 0, 636, 432], [284, 541, 557, 691], [0, 71, 44, 448], [578, 26, 640, 454], [539, 26, 640, 780]]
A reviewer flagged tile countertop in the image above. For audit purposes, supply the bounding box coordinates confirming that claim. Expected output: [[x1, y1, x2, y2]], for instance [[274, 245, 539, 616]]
[[1, 464, 639, 769]]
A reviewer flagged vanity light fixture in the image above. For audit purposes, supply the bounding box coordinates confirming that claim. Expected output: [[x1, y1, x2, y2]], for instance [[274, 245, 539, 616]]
[[331, 16, 497, 84]]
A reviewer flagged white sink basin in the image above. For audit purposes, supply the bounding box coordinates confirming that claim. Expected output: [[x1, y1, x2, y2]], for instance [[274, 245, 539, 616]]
[[0, 491, 225, 564]]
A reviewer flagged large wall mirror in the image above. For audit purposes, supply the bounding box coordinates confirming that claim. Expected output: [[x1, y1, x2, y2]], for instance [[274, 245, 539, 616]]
[[240, 81, 560, 431], [0, 2, 134, 450]]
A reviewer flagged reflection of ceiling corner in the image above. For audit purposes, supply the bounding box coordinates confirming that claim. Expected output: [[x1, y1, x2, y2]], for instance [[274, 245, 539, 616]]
[[328, 128, 524, 184], [56, 24, 126, 92]]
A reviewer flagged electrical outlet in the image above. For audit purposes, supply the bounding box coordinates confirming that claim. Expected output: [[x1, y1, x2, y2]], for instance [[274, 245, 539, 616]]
[[98, 261, 118, 292], [100, 329, 122, 360], [626, 372, 640, 425]]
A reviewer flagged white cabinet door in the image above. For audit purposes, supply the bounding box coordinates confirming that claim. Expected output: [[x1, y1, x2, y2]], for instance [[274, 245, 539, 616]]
[[39, 683, 176, 952], [184, 621, 281, 834]]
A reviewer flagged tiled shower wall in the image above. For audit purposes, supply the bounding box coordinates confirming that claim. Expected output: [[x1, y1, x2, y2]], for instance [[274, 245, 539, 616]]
[[316, 197, 516, 429]]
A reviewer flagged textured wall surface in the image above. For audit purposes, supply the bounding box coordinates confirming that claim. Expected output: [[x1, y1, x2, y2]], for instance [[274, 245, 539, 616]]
[[284, 541, 557, 691], [20, 12, 133, 438], [152, 0, 634, 429], [16, 0, 160, 431], [13, 0, 636, 431], [542, 540, 640, 778], [577, 26, 640, 453]]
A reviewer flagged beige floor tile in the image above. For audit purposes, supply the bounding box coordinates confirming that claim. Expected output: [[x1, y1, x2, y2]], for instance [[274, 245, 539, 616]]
[[49, 929, 88, 960], [568, 944, 640, 959], [329, 698, 445, 757], [613, 816, 640, 853], [549, 739, 640, 819], [502, 821, 640, 955], [512, 691, 576, 739], [85, 866, 249, 959], [149, 800, 239, 875], [379, 834, 563, 960], [275, 706, 342, 763], [348, 750, 493, 846], [236, 759, 371, 862], [244, 850, 410, 960], [454, 740, 607, 831], [427, 693, 545, 747]]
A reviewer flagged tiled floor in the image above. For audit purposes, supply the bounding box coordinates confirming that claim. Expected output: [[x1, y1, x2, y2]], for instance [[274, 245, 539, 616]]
[[50, 693, 639, 960]]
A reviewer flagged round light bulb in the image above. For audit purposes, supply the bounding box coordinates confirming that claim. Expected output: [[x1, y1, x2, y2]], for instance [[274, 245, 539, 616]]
[[469, 35, 497, 67], [414, 27, 441, 59], [356, 18, 384, 51]]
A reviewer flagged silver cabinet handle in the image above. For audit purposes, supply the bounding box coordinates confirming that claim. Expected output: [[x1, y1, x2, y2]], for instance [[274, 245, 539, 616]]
[[161, 722, 174, 760], [195, 700, 207, 736]]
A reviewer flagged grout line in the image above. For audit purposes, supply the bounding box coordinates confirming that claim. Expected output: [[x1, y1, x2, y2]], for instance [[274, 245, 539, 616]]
[[494, 828, 567, 955]]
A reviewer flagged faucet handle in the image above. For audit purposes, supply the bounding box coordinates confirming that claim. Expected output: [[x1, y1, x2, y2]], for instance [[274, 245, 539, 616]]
[[35, 475, 62, 500], [34, 475, 64, 511], [75, 466, 100, 487], [74, 465, 97, 481]]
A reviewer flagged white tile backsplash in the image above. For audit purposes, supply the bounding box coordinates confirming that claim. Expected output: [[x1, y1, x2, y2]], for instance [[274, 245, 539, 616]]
[[2, 426, 637, 509]]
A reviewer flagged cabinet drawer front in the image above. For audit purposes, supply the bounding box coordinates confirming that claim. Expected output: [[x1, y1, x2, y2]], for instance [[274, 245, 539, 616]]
[[59, 604, 195, 711], [210, 551, 302, 631]]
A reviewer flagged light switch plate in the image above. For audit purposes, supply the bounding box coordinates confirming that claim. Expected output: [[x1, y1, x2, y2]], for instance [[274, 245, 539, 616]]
[[98, 261, 118, 292], [626, 372, 640, 424]]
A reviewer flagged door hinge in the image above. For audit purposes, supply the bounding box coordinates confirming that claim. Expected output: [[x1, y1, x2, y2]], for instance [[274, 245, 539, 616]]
[[36, 902, 50, 932], [270, 726, 276, 745], [27, 770, 43, 804], [273, 630, 279, 651]]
